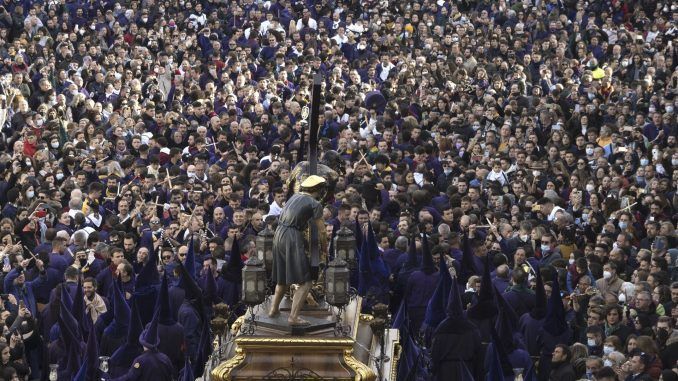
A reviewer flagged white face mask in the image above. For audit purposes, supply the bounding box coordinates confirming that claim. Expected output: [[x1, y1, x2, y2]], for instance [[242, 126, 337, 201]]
[[51, 141, 59, 149], [568, 258, 575, 265], [603, 346, 614, 355], [672, 159, 678, 166], [587, 338, 597, 347], [586, 184, 595, 192], [187, 171, 196, 178], [604, 359, 613, 367], [56, 173, 64, 180], [603, 270, 612, 280], [520, 234, 529, 242], [640, 158, 649, 166], [26, 191, 34, 199], [585, 147, 594, 156]]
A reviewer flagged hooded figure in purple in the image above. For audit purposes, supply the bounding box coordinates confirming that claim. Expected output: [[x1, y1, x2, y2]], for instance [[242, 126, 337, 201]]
[[404, 231, 439, 334], [100, 278, 131, 357], [176, 261, 204, 363], [518, 266, 548, 357], [156, 274, 186, 377], [132, 244, 160, 326], [431, 276, 484, 381], [485, 288, 533, 381], [537, 273, 572, 381], [466, 254, 498, 345], [109, 307, 174, 381], [218, 238, 244, 320], [108, 298, 144, 377]]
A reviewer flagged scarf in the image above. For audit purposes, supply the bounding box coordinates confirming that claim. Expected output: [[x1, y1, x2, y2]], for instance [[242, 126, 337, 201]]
[[85, 293, 107, 322]]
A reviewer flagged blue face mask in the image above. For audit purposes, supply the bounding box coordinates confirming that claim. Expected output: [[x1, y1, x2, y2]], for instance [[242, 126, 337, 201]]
[[540, 244, 550, 253], [618, 221, 628, 230]]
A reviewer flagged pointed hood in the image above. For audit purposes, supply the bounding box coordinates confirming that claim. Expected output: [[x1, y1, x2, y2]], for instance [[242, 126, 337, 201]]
[[139, 306, 160, 350], [157, 274, 176, 325], [203, 269, 217, 305], [180, 357, 195, 381], [74, 314, 99, 381], [459, 233, 475, 285], [135, 244, 160, 289], [495, 286, 520, 352], [392, 299, 408, 331], [424, 254, 452, 328], [530, 266, 547, 319], [103, 278, 131, 336], [109, 298, 143, 368], [357, 224, 373, 297], [354, 218, 363, 256], [445, 276, 465, 320], [222, 237, 243, 283], [419, 232, 435, 275], [179, 234, 197, 288], [466, 255, 497, 319], [176, 261, 206, 322], [543, 272, 568, 336], [58, 297, 82, 348], [61, 283, 74, 311], [126, 298, 144, 346], [366, 221, 389, 277], [177, 260, 203, 303], [72, 278, 90, 341], [487, 328, 508, 381], [402, 234, 419, 272], [192, 319, 213, 377]]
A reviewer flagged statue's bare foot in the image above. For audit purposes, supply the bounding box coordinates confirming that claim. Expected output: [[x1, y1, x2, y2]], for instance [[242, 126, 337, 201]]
[[288, 317, 310, 326], [268, 308, 280, 318], [305, 293, 319, 307]]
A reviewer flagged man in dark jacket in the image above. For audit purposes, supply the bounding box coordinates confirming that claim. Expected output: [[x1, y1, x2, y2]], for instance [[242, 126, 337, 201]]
[[622, 349, 654, 381], [550, 344, 576, 381]]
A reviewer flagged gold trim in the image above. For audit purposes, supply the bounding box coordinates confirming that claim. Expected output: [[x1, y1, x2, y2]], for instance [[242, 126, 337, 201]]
[[235, 336, 356, 351], [390, 333, 401, 381], [359, 314, 374, 322], [211, 347, 247, 381], [230, 315, 245, 334], [343, 348, 377, 381]]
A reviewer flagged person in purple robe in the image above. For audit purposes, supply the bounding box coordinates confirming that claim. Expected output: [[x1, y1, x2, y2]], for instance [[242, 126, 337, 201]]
[[404, 232, 439, 333], [431, 277, 484, 381], [100, 279, 130, 357], [519, 265, 548, 357], [156, 275, 185, 378], [537, 274, 573, 381], [110, 305, 173, 381]]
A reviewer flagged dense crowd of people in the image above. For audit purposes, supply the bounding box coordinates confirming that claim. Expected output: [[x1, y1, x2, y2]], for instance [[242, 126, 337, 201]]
[[0, 0, 674, 379]]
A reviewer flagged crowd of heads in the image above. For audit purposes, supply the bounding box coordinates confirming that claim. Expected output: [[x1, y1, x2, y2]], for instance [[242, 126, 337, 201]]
[[0, 0, 674, 379]]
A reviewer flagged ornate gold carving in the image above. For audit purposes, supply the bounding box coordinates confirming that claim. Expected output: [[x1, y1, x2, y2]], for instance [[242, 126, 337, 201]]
[[343, 348, 377, 381], [359, 314, 374, 322], [230, 315, 245, 334], [211, 347, 247, 381], [390, 336, 401, 381]]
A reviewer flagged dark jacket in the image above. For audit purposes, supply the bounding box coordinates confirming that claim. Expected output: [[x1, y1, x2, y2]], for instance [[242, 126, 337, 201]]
[[550, 361, 576, 381]]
